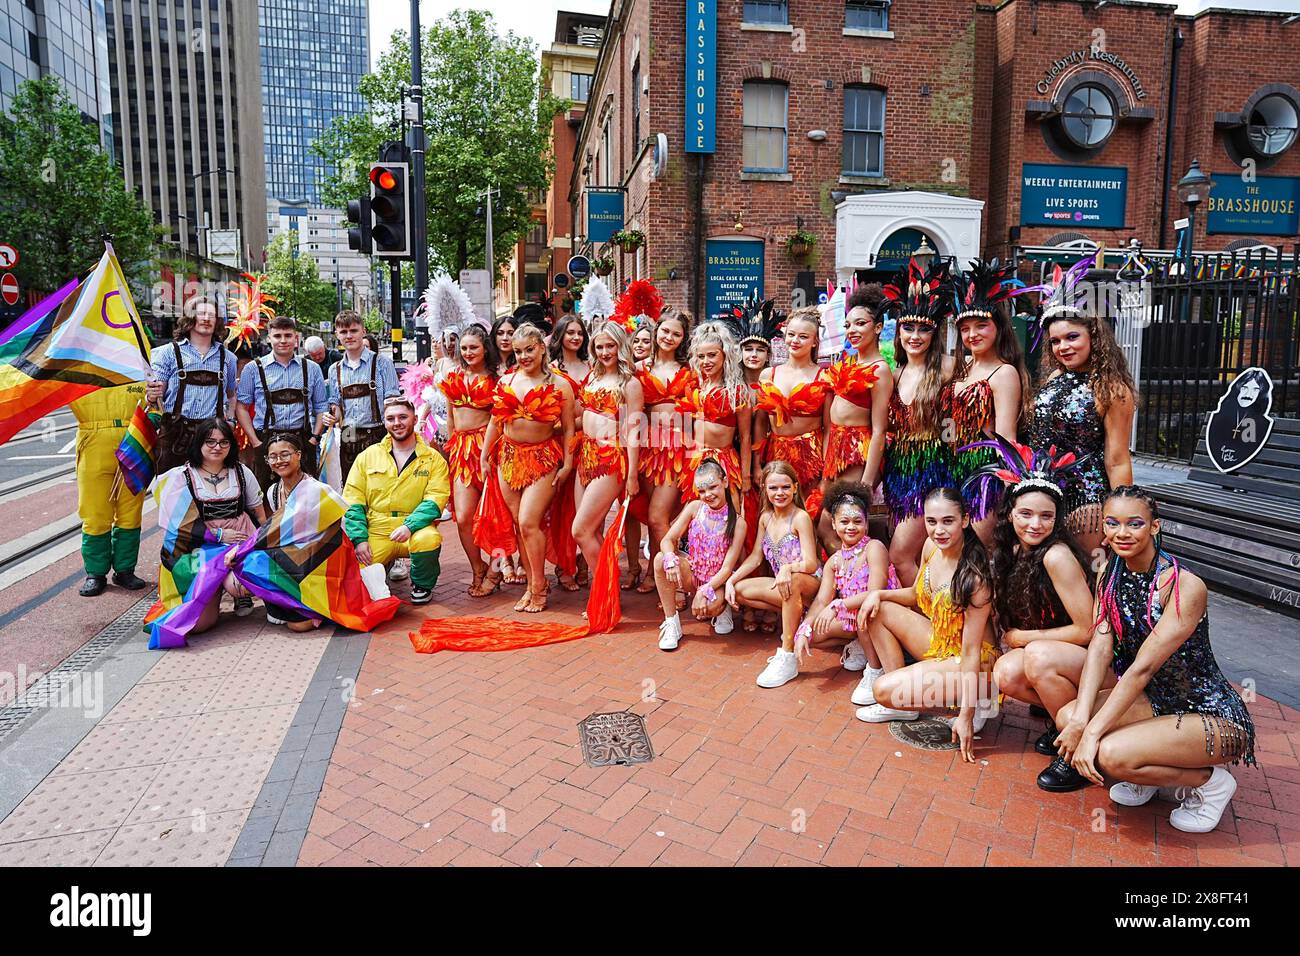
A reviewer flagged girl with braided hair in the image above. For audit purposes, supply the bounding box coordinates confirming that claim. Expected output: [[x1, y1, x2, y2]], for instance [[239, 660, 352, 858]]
[[1051, 485, 1254, 832], [1025, 252, 1136, 555]]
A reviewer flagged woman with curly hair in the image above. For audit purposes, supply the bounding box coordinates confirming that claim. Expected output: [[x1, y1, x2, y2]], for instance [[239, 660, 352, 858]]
[[677, 320, 751, 501], [1026, 254, 1137, 555]]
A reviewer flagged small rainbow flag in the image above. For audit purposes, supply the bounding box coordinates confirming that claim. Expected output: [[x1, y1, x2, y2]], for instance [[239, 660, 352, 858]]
[[115, 402, 161, 495]]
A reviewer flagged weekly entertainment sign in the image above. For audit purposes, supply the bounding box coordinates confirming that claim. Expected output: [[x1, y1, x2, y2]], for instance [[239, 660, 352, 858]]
[[1207, 174, 1300, 236], [705, 238, 764, 322], [684, 0, 717, 153], [1021, 163, 1127, 228], [586, 189, 624, 244]]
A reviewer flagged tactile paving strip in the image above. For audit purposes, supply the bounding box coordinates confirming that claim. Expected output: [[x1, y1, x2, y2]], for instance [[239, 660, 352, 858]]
[[177, 704, 297, 760], [124, 751, 278, 825], [0, 829, 113, 867], [94, 809, 251, 867], [98, 676, 225, 724], [0, 767, 154, 841], [51, 715, 198, 776]]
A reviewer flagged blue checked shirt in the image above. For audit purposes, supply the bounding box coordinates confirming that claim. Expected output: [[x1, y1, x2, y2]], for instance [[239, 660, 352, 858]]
[[326, 348, 400, 428], [150, 340, 238, 419], [237, 354, 329, 431]]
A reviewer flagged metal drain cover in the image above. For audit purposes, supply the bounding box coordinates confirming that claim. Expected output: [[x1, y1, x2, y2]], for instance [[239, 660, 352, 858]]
[[888, 716, 960, 751], [577, 712, 655, 767]]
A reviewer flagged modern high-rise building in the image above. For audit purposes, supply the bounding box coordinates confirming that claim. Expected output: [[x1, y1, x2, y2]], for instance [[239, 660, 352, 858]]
[[103, 0, 267, 271], [0, 0, 114, 151], [260, 0, 371, 316], [258, 0, 367, 206]]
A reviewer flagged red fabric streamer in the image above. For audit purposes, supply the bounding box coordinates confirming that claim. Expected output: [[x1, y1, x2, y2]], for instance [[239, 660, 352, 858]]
[[545, 469, 578, 576], [585, 502, 627, 634], [473, 472, 517, 557], [628, 488, 650, 525]]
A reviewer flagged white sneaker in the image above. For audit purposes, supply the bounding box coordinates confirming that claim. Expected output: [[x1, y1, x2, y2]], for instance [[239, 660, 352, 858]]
[[1169, 767, 1238, 834], [712, 606, 734, 635], [658, 614, 682, 651], [1109, 780, 1159, 806], [756, 648, 799, 688], [972, 695, 1000, 733], [856, 703, 919, 723], [840, 640, 867, 672], [266, 612, 286, 626], [851, 666, 884, 706], [388, 558, 410, 581]]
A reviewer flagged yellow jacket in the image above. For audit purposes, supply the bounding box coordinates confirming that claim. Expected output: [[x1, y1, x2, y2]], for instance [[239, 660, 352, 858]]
[[342, 434, 450, 542]]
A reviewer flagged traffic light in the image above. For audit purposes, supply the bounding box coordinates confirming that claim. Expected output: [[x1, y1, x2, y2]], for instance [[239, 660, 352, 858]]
[[369, 162, 410, 258], [347, 196, 372, 254]]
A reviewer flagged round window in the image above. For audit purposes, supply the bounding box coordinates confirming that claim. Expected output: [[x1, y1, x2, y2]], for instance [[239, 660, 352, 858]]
[[1247, 94, 1298, 157], [1061, 85, 1117, 150]]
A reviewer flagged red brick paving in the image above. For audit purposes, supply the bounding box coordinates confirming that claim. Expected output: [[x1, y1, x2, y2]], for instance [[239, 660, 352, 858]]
[[301, 535, 1300, 867]]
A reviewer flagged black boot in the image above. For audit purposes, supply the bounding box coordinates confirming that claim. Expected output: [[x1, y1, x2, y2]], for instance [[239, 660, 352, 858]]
[[1029, 703, 1049, 719], [1034, 723, 1058, 757], [1037, 756, 1090, 793], [79, 575, 108, 597], [112, 570, 149, 591]]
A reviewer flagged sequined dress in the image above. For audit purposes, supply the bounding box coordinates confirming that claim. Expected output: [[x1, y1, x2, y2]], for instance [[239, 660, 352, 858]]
[[1027, 371, 1109, 528], [1107, 557, 1256, 765], [944, 373, 1003, 521], [883, 390, 955, 523], [686, 502, 730, 583]]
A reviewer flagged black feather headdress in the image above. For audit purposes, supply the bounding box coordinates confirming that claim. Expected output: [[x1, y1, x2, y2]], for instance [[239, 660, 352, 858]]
[[958, 432, 1086, 500], [730, 290, 784, 347], [955, 258, 1022, 321], [882, 258, 955, 329]]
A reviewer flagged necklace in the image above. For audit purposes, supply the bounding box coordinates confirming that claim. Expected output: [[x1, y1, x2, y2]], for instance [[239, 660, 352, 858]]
[[199, 466, 226, 487]]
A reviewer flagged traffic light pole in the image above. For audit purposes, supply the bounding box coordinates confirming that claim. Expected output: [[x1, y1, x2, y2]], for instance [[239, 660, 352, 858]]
[[390, 261, 403, 363], [410, 0, 430, 362]]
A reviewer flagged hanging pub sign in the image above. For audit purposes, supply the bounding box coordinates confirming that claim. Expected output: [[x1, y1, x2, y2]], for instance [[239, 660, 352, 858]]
[[1021, 163, 1128, 228], [1206, 174, 1300, 236], [1204, 367, 1276, 473], [684, 0, 717, 153], [705, 237, 763, 323], [586, 189, 625, 244]]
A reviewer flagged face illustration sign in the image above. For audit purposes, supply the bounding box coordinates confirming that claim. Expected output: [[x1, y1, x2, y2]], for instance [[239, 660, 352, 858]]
[[1204, 366, 1276, 473]]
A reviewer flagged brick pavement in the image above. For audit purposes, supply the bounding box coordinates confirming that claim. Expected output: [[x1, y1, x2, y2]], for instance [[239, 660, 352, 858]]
[[300, 538, 1300, 868]]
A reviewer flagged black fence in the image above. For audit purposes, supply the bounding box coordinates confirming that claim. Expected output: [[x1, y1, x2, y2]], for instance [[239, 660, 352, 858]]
[[1133, 246, 1300, 462]]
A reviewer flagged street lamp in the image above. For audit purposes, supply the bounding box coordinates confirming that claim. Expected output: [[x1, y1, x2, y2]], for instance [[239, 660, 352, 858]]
[[1175, 159, 1213, 274], [913, 236, 936, 270]]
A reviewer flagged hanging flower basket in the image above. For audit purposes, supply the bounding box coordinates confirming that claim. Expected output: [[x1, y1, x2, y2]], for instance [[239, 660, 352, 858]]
[[786, 229, 818, 261], [612, 229, 645, 254], [593, 257, 615, 276]]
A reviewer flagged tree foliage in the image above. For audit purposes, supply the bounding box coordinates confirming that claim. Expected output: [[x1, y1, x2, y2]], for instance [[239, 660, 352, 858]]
[[312, 9, 568, 281], [0, 77, 160, 294], [262, 232, 341, 335]]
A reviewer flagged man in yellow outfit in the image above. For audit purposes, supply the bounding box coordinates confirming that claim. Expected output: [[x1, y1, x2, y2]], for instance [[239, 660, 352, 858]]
[[343, 396, 450, 605], [70, 382, 150, 596]]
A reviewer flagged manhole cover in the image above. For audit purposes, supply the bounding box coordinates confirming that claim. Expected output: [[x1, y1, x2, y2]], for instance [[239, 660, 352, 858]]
[[889, 716, 960, 751], [577, 711, 655, 768]]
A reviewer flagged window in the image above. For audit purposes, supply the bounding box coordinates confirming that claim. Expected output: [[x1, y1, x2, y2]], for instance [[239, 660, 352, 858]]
[[631, 61, 641, 149], [744, 1, 787, 26], [843, 86, 885, 175], [743, 81, 788, 172], [570, 72, 591, 103], [846, 0, 889, 31], [1060, 84, 1116, 150], [1247, 94, 1298, 157]]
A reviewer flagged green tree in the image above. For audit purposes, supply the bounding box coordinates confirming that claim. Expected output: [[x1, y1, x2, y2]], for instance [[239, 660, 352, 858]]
[[262, 232, 340, 335], [0, 77, 160, 294], [313, 9, 568, 281]]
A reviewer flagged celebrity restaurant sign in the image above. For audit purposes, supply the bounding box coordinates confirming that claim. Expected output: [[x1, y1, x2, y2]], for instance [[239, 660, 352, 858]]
[[684, 0, 717, 153], [1021, 163, 1128, 228], [1206, 174, 1300, 236], [1036, 46, 1147, 102]]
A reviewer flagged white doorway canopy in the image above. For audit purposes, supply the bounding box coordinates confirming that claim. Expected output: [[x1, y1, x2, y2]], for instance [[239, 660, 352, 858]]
[[834, 190, 985, 285]]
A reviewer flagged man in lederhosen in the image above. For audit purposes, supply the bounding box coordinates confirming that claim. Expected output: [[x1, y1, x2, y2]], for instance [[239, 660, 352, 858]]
[[146, 298, 238, 472], [320, 309, 400, 486], [236, 315, 330, 491]]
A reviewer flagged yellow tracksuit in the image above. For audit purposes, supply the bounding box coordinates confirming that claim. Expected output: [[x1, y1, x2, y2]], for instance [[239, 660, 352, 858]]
[[342, 435, 450, 590], [70, 383, 149, 576]]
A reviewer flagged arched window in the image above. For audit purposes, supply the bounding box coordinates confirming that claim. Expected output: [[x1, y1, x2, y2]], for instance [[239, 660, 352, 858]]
[[1060, 84, 1117, 150]]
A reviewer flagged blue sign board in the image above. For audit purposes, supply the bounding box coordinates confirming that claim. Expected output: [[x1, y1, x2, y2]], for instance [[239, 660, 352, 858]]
[[705, 238, 764, 323], [586, 190, 624, 244], [1021, 163, 1127, 228], [1207, 174, 1300, 236], [684, 0, 717, 154], [874, 227, 929, 270]]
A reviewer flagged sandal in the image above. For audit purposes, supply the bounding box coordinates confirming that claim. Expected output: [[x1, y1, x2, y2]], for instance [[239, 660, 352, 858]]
[[635, 573, 657, 594], [504, 563, 525, 585], [742, 609, 758, 633], [576, 563, 590, 587], [557, 571, 580, 592], [468, 567, 501, 598], [522, 587, 549, 614], [621, 566, 644, 591], [513, 592, 532, 612]]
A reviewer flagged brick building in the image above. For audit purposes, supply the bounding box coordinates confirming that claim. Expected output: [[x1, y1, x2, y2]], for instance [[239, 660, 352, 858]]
[[566, 0, 1300, 321]]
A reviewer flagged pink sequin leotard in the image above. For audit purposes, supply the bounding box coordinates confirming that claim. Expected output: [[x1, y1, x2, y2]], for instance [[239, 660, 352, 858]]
[[686, 502, 730, 583]]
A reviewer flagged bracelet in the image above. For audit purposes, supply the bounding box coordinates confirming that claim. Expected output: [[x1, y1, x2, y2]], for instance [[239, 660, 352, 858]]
[[662, 553, 679, 570], [701, 583, 717, 603], [217, 528, 224, 544]]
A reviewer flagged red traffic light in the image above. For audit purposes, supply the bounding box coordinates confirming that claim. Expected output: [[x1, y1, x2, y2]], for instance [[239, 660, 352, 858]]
[[370, 167, 399, 191]]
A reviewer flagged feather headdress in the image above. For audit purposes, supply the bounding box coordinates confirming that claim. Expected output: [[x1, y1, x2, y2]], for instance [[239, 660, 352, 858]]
[[225, 272, 275, 348], [512, 302, 553, 337], [958, 432, 1085, 500], [1010, 250, 1100, 351], [955, 258, 1021, 321], [881, 258, 954, 329], [421, 276, 480, 339], [610, 279, 664, 334], [729, 290, 783, 346], [580, 276, 616, 323]]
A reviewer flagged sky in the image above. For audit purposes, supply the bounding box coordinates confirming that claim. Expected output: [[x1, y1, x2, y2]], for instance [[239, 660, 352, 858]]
[[368, 0, 611, 69], [366, 0, 1300, 69]]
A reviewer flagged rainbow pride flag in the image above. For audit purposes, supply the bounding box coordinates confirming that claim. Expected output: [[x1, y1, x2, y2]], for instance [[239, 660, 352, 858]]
[[0, 246, 153, 444], [144, 469, 400, 649], [114, 402, 161, 495]]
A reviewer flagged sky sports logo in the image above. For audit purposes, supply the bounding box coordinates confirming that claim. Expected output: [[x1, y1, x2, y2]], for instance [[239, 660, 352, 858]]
[[49, 887, 151, 936]]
